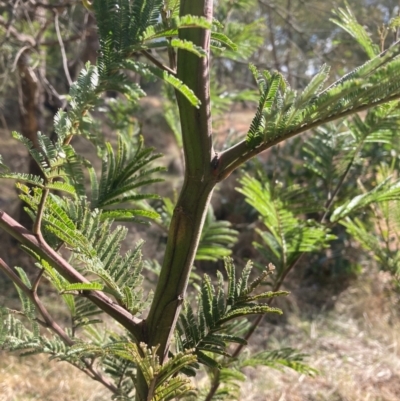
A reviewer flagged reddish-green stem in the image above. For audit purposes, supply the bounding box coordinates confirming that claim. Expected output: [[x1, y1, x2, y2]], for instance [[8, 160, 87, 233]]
[[0, 210, 144, 340]]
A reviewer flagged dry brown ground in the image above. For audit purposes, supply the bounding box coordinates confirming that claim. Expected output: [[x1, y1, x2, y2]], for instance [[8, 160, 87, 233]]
[[240, 270, 400, 401], [1, 103, 400, 400]]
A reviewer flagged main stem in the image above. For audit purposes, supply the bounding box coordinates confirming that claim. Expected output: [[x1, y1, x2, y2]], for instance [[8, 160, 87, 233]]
[[144, 0, 214, 365]]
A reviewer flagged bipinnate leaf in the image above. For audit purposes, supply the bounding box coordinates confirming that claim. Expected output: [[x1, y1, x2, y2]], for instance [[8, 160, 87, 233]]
[[177, 258, 286, 365]]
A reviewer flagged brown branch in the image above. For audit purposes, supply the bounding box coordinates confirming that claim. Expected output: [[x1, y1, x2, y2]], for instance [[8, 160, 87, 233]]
[[204, 369, 220, 401], [140, 50, 177, 75], [28, 0, 80, 8], [266, 8, 280, 71], [32, 268, 45, 293], [0, 15, 36, 46], [54, 12, 73, 86], [0, 258, 74, 345], [0, 210, 144, 340], [0, 15, 87, 48], [0, 0, 18, 46], [33, 188, 49, 236], [41, 33, 83, 47]]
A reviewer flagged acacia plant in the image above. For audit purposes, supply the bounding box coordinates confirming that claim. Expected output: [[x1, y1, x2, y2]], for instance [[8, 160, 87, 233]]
[[2, 1, 400, 400]]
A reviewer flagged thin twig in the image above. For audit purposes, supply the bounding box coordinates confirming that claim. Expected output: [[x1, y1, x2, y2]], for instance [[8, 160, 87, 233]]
[[32, 268, 44, 293], [33, 187, 49, 236], [265, 7, 280, 71], [204, 369, 220, 401], [0, 258, 73, 345], [161, 7, 177, 71], [321, 156, 355, 223], [54, 12, 73, 86], [29, 0, 79, 8], [12, 45, 32, 72], [0, 0, 18, 46], [141, 50, 176, 75], [0, 15, 36, 46]]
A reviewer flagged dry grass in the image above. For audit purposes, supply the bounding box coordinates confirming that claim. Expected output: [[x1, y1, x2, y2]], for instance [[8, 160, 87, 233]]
[[240, 270, 400, 401], [0, 353, 109, 401]]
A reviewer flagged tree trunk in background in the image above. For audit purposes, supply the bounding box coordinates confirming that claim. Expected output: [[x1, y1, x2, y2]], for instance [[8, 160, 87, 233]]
[[16, 51, 46, 230]]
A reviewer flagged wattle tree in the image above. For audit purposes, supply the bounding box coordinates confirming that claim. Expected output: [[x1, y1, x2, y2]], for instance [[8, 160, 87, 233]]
[[1, 1, 400, 400]]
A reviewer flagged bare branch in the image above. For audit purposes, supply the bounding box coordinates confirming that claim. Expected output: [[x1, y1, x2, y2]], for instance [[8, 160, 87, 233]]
[[141, 50, 177, 76], [28, 0, 80, 8], [54, 12, 73, 86], [0, 15, 36, 46]]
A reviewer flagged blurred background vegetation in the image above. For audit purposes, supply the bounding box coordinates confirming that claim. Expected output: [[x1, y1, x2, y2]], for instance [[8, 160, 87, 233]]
[[1, 0, 400, 399]]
